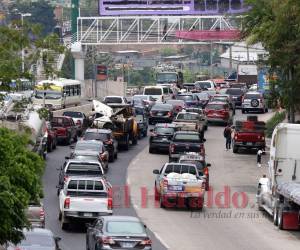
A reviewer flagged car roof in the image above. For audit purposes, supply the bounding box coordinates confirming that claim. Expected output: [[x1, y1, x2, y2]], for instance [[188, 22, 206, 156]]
[[85, 128, 112, 134], [76, 140, 103, 146], [245, 91, 261, 95], [177, 111, 199, 115], [105, 95, 124, 98], [207, 101, 227, 105], [67, 176, 105, 181], [66, 159, 101, 164], [23, 228, 53, 236], [101, 216, 141, 222], [165, 162, 197, 167]]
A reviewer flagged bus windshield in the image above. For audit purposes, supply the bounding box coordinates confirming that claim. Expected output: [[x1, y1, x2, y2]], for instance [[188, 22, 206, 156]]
[[35, 90, 62, 100], [157, 73, 177, 83]]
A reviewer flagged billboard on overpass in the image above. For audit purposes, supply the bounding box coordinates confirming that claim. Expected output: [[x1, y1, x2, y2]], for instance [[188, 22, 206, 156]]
[[99, 0, 250, 16]]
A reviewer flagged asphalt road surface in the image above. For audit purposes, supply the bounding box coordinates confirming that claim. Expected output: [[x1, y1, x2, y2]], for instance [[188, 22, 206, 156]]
[[42, 136, 166, 250], [128, 110, 300, 250]]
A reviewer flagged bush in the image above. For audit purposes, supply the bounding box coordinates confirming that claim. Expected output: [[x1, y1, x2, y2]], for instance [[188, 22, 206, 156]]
[[266, 111, 286, 138]]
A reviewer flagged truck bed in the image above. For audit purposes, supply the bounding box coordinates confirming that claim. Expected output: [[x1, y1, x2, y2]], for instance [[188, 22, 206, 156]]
[[277, 182, 300, 206]]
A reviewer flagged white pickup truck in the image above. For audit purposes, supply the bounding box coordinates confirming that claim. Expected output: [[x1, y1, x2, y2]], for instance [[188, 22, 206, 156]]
[[153, 163, 205, 210], [58, 176, 113, 230]]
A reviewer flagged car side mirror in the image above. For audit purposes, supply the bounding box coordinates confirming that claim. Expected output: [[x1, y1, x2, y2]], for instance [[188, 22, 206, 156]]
[[69, 145, 75, 149], [153, 169, 159, 174], [65, 156, 70, 160], [202, 138, 206, 142], [55, 237, 61, 242], [149, 129, 154, 133], [144, 224, 147, 228], [207, 163, 211, 167]]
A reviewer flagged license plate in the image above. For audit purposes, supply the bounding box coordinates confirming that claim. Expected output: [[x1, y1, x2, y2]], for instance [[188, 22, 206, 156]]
[[168, 185, 184, 191], [121, 242, 135, 248], [162, 138, 168, 141], [157, 113, 163, 116], [246, 142, 252, 146], [84, 213, 93, 217]]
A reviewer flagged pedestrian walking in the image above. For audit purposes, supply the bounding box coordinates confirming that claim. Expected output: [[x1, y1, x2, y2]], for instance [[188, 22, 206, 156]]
[[223, 124, 232, 150], [257, 149, 263, 167]]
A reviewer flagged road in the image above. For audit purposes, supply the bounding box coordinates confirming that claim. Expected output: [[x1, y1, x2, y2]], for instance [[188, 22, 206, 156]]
[[128, 111, 300, 250], [42, 137, 166, 250]]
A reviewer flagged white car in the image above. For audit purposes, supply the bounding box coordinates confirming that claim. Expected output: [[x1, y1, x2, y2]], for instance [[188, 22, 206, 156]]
[[103, 96, 128, 105], [195, 80, 216, 91], [242, 91, 268, 113], [59, 176, 112, 230]]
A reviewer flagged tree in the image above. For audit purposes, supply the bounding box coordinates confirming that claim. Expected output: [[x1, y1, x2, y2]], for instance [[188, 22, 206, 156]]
[[243, 0, 300, 122], [10, 0, 56, 36], [160, 47, 177, 57], [0, 128, 44, 245]]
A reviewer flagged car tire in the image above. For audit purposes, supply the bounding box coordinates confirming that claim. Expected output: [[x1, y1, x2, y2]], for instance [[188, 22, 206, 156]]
[[277, 204, 284, 230], [61, 216, 69, 230], [149, 147, 154, 154], [124, 135, 129, 151], [143, 130, 147, 137], [273, 203, 279, 226], [58, 211, 62, 221], [154, 186, 160, 201], [47, 141, 53, 153], [86, 237, 90, 250], [109, 151, 115, 162], [242, 109, 245, 114], [233, 145, 238, 153], [132, 136, 138, 145], [74, 134, 78, 142], [114, 151, 118, 159], [53, 138, 57, 149], [265, 108, 269, 113], [160, 196, 165, 208]]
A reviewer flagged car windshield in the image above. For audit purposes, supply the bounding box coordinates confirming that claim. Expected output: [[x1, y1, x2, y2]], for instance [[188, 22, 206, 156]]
[[83, 132, 108, 141], [176, 113, 199, 120], [198, 82, 211, 89], [75, 142, 101, 152], [195, 93, 209, 100], [174, 133, 201, 142], [177, 95, 193, 101], [63, 111, 83, 118], [106, 221, 145, 234], [155, 127, 175, 134], [164, 164, 197, 175], [180, 160, 205, 173], [212, 97, 227, 102], [152, 104, 172, 111], [166, 100, 184, 106], [157, 73, 177, 83], [67, 163, 102, 174], [144, 88, 162, 95], [35, 90, 61, 100], [105, 97, 122, 103], [206, 104, 225, 110], [226, 88, 243, 95], [17, 233, 55, 247], [244, 93, 261, 99]]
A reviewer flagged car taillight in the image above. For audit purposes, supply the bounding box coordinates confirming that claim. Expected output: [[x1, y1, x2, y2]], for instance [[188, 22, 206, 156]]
[[169, 144, 175, 153], [163, 179, 168, 187], [107, 197, 113, 210], [105, 139, 113, 145], [64, 176, 69, 182], [101, 153, 107, 161], [200, 145, 205, 155], [64, 197, 70, 209], [101, 236, 115, 244], [201, 181, 206, 190], [40, 208, 45, 220], [151, 132, 157, 137], [140, 238, 152, 246], [204, 167, 209, 176], [261, 136, 265, 140], [234, 135, 238, 140], [167, 111, 172, 117], [150, 111, 154, 116]]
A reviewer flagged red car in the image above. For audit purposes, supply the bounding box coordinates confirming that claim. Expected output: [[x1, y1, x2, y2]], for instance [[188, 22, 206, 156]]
[[205, 101, 233, 125], [51, 116, 78, 145], [45, 121, 57, 152]]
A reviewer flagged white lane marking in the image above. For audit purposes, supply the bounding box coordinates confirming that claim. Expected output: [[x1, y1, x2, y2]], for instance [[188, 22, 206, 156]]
[[131, 157, 140, 166], [153, 231, 170, 249]]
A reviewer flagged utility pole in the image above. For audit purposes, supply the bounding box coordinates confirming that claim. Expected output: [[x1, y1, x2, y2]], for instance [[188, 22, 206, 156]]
[[71, 0, 79, 78], [20, 13, 31, 73]]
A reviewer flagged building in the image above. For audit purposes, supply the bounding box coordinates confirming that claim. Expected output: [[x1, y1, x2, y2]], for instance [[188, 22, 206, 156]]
[[220, 42, 267, 70]]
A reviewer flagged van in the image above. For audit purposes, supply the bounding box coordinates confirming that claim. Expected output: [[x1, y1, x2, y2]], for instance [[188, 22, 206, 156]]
[[143, 86, 171, 102]]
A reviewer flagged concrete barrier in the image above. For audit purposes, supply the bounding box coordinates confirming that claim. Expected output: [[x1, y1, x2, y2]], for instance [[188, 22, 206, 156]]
[[52, 103, 93, 116]]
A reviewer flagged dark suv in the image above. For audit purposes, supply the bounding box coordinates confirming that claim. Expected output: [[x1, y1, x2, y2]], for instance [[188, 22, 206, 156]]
[[82, 128, 118, 162], [149, 123, 177, 153], [225, 88, 245, 107]]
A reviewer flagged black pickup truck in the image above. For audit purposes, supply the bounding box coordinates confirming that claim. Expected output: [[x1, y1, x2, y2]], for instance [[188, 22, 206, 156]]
[[169, 131, 206, 162]]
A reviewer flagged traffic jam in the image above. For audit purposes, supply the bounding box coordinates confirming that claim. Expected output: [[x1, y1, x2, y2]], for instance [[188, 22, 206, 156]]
[[22, 79, 300, 250]]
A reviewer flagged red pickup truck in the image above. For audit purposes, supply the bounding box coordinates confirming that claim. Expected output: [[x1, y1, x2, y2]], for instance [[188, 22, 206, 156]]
[[51, 116, 78, 145], [232, 117, 266, 153]]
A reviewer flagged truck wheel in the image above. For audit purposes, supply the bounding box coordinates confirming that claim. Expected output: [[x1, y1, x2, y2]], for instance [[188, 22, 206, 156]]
[[154, 186, 160, 201], [74, 134, 78, 142], [273, 204, 279, 226], [132, 136, 138, 145], [109, 151, 115, 162], [160, 196, 165, 208], [278, 205, 284, 230], [149, 147, 154, 154], [114, 151, 118, 159], [242, 109, 245, 114], [61, 216, 69, 230], [233, 145, 238, 153], [58, 211, 62, 221], [124, 135, 129, 151], [143, 130, 147, 137]]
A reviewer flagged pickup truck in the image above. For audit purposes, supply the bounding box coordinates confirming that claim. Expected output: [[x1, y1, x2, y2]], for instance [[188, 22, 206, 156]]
[[169, 131, 206, 162], [51, 116, 78, 145], [173, 112, 204, 138], [153, 163, 205, 209], [232, 117, 266, 153], [57, 159, 104, 195], [58, 176, 113, 230]]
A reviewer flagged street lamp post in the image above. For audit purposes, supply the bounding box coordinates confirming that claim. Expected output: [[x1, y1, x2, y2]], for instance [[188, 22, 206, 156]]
[[20, 13, 31, 73]]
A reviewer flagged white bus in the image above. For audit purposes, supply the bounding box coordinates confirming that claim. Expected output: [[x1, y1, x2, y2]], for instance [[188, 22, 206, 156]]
[[33, 78, 81, 109]]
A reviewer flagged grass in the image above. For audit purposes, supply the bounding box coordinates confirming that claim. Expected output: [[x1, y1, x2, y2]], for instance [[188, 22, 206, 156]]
[[266, 111, 286, 138]]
